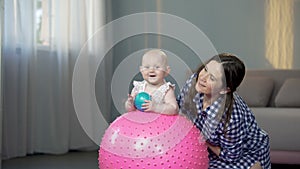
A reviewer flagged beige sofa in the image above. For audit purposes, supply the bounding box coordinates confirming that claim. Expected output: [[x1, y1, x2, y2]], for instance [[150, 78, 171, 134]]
[[237, 69, 300, 164]]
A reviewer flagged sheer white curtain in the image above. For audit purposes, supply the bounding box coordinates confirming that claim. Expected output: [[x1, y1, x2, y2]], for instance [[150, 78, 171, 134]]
[[0, 0, 4, 166], [2, 0, 109, 160]]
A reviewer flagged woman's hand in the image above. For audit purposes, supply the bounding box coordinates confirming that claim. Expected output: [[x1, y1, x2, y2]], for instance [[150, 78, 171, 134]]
[[206, 142, 221, 157]]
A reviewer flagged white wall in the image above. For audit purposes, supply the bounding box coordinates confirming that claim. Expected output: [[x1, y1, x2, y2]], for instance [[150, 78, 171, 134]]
[[107, 0, 300, 70]]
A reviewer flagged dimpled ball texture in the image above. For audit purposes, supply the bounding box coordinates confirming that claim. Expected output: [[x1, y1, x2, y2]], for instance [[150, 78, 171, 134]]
[[98, 110, 209, 169], [134, 92, 151, 111]]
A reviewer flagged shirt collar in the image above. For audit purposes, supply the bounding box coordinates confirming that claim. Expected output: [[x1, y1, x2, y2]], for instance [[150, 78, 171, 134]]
[[193, 93, 225, 116]]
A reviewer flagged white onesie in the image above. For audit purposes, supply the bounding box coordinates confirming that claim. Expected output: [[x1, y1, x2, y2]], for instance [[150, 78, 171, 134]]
[[131, 80, 175, 104]]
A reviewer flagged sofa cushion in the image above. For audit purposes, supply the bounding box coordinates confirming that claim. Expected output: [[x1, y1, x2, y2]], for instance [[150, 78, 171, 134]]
[[237, 76, 274, 107], [275, 78, 300, 107]]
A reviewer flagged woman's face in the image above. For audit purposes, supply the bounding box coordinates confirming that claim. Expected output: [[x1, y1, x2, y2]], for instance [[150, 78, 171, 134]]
[[195, 60, 226, 97]]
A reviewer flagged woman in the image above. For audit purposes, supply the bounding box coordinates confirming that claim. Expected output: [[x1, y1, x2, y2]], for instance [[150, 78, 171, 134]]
[[178, 53, 271, 169]]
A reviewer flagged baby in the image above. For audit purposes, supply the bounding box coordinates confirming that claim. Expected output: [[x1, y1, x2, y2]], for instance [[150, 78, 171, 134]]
[[125, 49, 178, 115]]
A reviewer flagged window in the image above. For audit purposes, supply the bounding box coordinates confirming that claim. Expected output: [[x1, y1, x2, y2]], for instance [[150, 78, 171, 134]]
[[35, 0, 50, 46]]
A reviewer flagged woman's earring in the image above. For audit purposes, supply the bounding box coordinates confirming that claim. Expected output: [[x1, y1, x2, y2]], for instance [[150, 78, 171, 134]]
[[220, 91, 227, 94], [220, 88, 231, 95]]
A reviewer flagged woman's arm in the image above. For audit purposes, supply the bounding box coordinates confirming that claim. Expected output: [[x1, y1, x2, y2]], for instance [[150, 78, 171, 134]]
[[214, 119, 244, 163], [206, 142, 221, 156]]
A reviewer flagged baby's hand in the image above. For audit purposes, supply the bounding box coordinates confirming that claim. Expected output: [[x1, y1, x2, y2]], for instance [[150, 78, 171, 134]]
[[127, 94, 134, 103], [142, 100, 155, 112], [125, 94, 136, 111]]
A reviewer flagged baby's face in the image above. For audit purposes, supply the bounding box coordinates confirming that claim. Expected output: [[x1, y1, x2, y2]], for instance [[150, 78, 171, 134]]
[[140, 52, 169, 86], [141, 53, 167, 70]]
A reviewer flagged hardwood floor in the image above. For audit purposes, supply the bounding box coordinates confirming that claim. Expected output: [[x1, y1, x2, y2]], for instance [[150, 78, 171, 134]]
[[2, 151, 98, 169], [2, 151, 300, 169]]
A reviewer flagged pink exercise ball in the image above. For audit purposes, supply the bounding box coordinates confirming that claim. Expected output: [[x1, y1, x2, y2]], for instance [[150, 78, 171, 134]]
[[98, 110, 208, 169]]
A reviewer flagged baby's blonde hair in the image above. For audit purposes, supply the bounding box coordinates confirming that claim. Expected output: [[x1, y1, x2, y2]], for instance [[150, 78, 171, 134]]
[[142, 49, 168, 65]]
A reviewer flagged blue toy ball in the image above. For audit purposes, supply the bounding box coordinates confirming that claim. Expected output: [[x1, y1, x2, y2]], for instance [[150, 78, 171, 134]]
[[134, 92, 151, 111]]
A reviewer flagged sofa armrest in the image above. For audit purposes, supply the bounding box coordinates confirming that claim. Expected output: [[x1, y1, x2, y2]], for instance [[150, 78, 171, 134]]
[[251, 108, 300, 151]]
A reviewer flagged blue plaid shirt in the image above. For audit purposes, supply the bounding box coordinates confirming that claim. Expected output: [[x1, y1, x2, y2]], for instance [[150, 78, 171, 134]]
[[178, 74, 271, 169]]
